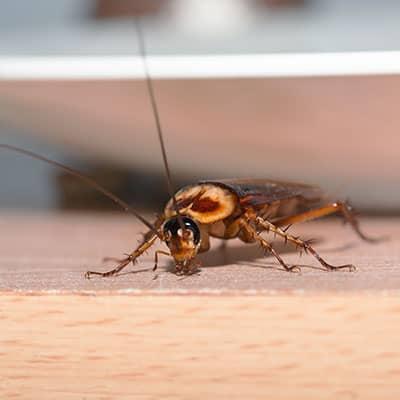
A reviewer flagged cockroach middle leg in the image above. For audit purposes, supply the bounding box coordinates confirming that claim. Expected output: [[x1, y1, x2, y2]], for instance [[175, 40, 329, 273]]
[[85, 233, 158, 278], [273, 201, 379, 243], [239, 219, 300, 273], [254, 216, 356, 272]]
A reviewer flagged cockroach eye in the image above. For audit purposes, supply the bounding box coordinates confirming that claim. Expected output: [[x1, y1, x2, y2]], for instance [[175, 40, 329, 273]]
[[163, 216, 201, 245]]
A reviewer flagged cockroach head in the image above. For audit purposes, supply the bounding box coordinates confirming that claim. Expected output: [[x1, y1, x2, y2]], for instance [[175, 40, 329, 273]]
[[162, 216, 201, 265]]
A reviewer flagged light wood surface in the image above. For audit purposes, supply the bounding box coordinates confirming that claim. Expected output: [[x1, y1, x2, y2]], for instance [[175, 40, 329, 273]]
[[2, 294, 400, 399], [0, 213, 399, 399]]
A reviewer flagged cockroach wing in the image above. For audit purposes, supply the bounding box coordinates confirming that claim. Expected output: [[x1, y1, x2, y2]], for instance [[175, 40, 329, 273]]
[[202, 179, 325, 209], [164, 183, 239, 224]]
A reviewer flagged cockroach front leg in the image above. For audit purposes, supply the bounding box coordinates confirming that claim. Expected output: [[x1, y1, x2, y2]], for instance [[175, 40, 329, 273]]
[[239, 219, 300, 272], [254, 216, 356, 272], [85, 233, 159, 278], [153, 250, 170, 271]]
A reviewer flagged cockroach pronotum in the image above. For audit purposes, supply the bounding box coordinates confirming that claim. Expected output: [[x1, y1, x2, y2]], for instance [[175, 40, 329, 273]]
[[0, 21, 379, 278]]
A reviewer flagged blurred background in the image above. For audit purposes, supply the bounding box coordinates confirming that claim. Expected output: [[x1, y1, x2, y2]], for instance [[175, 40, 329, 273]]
[[1, 0, 400, 214]]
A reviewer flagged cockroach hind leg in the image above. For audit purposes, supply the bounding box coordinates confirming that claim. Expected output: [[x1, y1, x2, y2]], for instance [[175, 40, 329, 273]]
[[290, 244, 356, 273], [300, 238, 357, 272], [299, 242, 357, 272], [339, 201, 384, 243], [254, 216, 357, 273], [273, 201, 384, 243]]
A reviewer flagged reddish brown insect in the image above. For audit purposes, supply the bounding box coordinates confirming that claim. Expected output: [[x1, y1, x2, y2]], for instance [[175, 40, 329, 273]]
[[0, 21, 378, 278], [158, 178, 376, 274], [87, 178, 376, 277]]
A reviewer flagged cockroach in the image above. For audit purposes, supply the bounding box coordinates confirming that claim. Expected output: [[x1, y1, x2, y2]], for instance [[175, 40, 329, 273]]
[[0, 21, 378, 278]]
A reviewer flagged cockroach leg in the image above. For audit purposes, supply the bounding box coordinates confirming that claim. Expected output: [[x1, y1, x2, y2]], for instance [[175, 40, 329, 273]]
[[339, 202, 382, 242], [153, 250, 170, 271], [255, 217, 356, 272], [239, 219, 300, 273], [85, 257, 132, 279], [85, 233, 158, 279], [273, 201, 379, 243]]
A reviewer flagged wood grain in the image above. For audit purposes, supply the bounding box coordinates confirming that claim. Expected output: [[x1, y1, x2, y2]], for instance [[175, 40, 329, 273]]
[[1, 294, 400, 399]]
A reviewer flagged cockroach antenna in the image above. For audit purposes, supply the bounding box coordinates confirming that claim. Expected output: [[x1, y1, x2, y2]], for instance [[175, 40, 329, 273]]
[[0, 144, 158, 234], [135, 18, 186, 231]]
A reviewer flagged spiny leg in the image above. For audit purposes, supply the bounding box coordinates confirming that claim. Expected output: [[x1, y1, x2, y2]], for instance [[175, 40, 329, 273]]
[[85, 233, 158, 278], [85, 257, 131, 279], [254, 216, 355, 272], [273, 201, 379, 243], [101, 214, 167, 266], [239, 219, 300, 272]]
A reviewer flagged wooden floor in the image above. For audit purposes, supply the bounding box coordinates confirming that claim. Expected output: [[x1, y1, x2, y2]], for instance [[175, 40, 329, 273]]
[[1, 212, 399, 399]]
